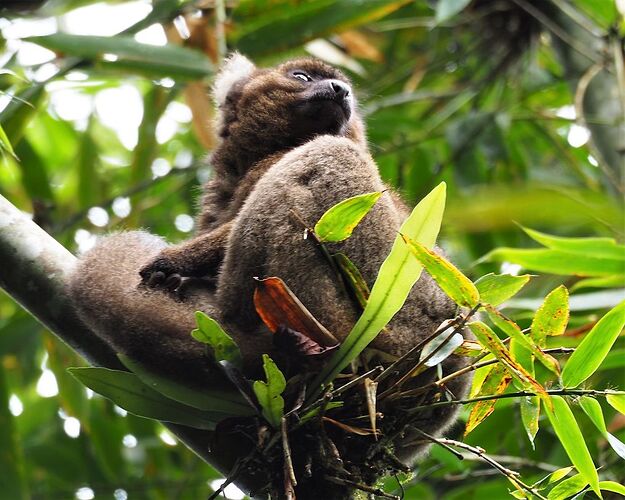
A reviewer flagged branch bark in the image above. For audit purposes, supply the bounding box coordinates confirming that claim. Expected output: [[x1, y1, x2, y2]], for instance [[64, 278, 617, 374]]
[[0, 194, 261, 496]]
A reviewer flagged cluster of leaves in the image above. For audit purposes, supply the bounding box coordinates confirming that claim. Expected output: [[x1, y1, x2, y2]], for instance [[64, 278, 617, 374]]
[[0, 0, 623, 498], [68, 183, 625, 499]]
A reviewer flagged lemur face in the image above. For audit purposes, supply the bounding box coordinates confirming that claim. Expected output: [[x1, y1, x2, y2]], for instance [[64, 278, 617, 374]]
[[214, 54, 359, 150]]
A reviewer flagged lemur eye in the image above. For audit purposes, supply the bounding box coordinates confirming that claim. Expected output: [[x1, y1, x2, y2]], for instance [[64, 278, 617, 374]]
[[292, 71, 312, 82]]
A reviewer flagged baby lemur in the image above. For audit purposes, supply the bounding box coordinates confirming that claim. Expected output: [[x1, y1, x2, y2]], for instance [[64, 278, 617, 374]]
[[69, 54, 470, 462]]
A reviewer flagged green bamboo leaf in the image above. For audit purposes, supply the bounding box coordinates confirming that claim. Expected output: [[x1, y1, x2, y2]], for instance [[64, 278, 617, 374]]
[[487, 307, 560, 375], [68, 367, 221, 429], [548, 466, 575, 484], [315, 191, 382, 242], [483, 248, 624, 276], [572, 274, 625, 291], [522, 227, 625, 261], [402, 235, 480, 308], [599, 481, 625, 496], [309, 182, 446, 399], [474, 273, 531, 306], [520, 396, 540, 448], [531, 285, 570, 345], [117, 354, 252, 416], [191, 311, 242, 366], [465, 364, 511, 435], [544, 396, 601, 497], [561, 300, 625, 387], [14, 140, 55, 204], [233, 0, 410, 56], [547, 473, 587, 500], [252, 354, 286, 428], [0, 84, 45, 145], [607, 394, 625, 414], [579, 396, 625, 460], [26, 34, 214, 79], [468, 321, 550, 405], [435, 0, 472, 23], [333, 252, 370, 309], [0, 123, 16, 159]]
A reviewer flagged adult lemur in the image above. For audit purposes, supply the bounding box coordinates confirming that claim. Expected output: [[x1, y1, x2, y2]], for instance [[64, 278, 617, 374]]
[[69, 54, 470, 461]]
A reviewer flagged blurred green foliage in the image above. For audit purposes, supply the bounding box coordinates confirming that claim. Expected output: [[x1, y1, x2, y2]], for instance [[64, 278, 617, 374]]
[[0, 0, 623, 498]]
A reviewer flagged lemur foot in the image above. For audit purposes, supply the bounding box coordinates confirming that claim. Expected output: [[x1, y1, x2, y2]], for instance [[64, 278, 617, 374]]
[[139, 256, 184, 291]]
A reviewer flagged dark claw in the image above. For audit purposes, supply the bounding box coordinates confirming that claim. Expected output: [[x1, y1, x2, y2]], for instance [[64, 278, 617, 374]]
[[147, 271, 166, 287]]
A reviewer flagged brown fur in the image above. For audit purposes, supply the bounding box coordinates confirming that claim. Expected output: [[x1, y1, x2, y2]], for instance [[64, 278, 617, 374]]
[[68, 55, 470, 463]]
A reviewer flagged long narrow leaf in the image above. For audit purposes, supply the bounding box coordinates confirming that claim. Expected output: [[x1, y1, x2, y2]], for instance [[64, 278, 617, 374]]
[[531, 285, 570, 344], [474, 273, 531, 306], [69, 367, 221, 430], [544, 396, 601, 497], [561, 300, 625, 387], [402, 235, 480, 308], [579, 396, 625, 460], [309, 182, 446, 399], [522, 227, 625, 261], [314, 191, 382, 242]]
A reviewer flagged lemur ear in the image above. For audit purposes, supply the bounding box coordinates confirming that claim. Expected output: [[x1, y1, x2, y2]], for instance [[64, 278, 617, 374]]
[[213, 53, 256, 106]]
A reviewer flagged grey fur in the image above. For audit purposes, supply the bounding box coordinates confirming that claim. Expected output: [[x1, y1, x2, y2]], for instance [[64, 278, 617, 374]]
[[68, 56, 471, 464]]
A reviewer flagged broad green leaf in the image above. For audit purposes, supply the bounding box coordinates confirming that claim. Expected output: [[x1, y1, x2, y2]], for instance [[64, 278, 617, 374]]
[[117, 354, 252, 416], [523, 227, 625, 261], [561, 300, 625, 387], [548, 474, 587, 500], [469, 357, 495, 398], [314, 191, 382, 242], [487, 307, 560, 375], [607, 394, 625, 414], [191, 311, 242, 366], [68, 368, 221, 430], [483, 248, 624, 276], [252, 354, 286, 428], [435, 0, 472, 23], [309, 182, 446, 399], [0, 365, 28, 500], [334, 252, 370, 309], [544, 396, 600, 497], [520, 396, 540, 448], [468, 321, 549, 405], [465, 364, 511, 435], [531, 286, 570, 344], [599, 481, 625, 496], [233, 0, 411, 56], [402, 235, 480, 308], [27, 34, 214, 79], [579, 396, 625, 460], [474, 273, 531, 306]]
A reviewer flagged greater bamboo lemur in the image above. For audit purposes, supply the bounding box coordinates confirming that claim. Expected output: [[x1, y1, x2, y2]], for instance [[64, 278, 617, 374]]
[[69, 54, 471, 462]]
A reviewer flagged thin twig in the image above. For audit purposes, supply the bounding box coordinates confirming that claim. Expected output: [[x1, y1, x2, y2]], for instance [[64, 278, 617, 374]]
[[436, 438, 548, 500], [409, 389, 625, 414], [281, 417, 297, 498]]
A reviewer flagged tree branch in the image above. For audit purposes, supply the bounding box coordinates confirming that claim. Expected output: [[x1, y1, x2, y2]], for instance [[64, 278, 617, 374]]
[[0, 194, 261, 496]]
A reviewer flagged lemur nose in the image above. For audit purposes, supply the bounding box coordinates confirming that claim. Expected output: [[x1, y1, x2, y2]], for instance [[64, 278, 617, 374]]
[[329, 80, 350, 99]]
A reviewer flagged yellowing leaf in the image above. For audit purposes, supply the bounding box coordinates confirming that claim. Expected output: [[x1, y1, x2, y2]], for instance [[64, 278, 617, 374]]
[[474, 273, 531, 306], [544, 396, 601, 497], [607, 394, 625, 415], [314, 191, 382, 242], [531, 285, 570, 344], [468, 321, 550, 406], [309, 182, 446, 400], [402, 235, 480, 308], [487, 307, 560, 375], [561, 300, 625, 387], [465, 364, 511, 435]]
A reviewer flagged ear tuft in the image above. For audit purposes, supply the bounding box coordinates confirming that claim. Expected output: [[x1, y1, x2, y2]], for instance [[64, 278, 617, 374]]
[[213, 52, 256, 106]]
